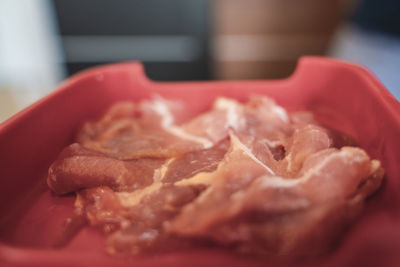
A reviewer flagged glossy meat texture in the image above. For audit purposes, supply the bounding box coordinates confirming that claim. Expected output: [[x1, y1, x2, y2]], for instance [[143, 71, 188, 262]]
[[47, 143, 164, 195], [168, 144, 383, 256], [47, 95, 384, 258], [74, 140, 230, 254], [77, 98, 210, 160]]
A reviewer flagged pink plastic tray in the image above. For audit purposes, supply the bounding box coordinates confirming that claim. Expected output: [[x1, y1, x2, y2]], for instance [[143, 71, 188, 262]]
[[1, 57, 399, 267]]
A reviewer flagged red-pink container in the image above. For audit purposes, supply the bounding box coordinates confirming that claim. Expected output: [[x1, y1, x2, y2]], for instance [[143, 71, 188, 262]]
[[1, 57, 399, 267]]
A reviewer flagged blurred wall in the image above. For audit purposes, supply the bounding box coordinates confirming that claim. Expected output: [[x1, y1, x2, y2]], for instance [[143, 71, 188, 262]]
[[1, 0, 398, 122], [0, 0, 64, 122], [53, 0, 210, 81]]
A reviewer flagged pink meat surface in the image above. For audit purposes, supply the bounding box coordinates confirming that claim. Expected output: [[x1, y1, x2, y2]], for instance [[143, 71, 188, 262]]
[[47, 95, 384, 258]]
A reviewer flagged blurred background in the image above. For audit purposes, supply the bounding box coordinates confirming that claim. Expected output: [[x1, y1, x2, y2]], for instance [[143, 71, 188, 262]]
[[1, 0, 399, 122]]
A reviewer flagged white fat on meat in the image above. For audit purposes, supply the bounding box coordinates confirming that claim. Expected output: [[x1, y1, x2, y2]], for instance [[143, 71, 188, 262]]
[[229, 133, 275, 175], [271, 105, 289, 123], [175, 132, 276, 188], [117, 159, 174, 207], [213, 97, 245, 131], [257, 147, 369, 193], [150, 96, 214, 148]]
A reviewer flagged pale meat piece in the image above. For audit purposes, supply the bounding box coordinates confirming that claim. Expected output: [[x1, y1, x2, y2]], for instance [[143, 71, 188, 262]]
[[47, 143, 164, 195], [53, 186, 129, 246], [60, 140, 230, 254], [107, 140, 230, 253], [78, 96, 292, 160], [77, 98, 211, 160], [238, 97, 295, 163], [238, 123, 333, 177], [181, 98, 246, 143], [73, 184, 203, 236], [106, 184, 205, 254], [289, 111, 317, 125], [76, 102, 137, 145], [75, 187, 127, 233], [47, 95, 384, 258], [290, 111, 358, 148], [168, 146, 383, 256], [165, 134, 277, 234], [283, 124, 332, 176], [243, 96, 292, 139], [182, 96, 293, 148]]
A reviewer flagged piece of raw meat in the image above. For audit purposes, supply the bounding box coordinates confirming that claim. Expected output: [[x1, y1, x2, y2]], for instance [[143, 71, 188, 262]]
[[47, 95, 384, 259], [78, 98, 211, 160], [47, 143, 164, 195], [168, 146, 383, 256]]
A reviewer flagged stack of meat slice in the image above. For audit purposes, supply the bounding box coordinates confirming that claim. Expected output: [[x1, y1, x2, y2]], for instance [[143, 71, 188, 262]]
[[47, 95, 383, 257]]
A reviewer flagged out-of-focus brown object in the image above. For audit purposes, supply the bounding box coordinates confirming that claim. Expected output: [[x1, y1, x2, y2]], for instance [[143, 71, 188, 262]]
[[0, 88, 20, 122], [212, 0, 352, 79]]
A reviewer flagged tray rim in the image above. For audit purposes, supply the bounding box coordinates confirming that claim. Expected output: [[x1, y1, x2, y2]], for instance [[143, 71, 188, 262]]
[[1, 56, 399, 266]]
